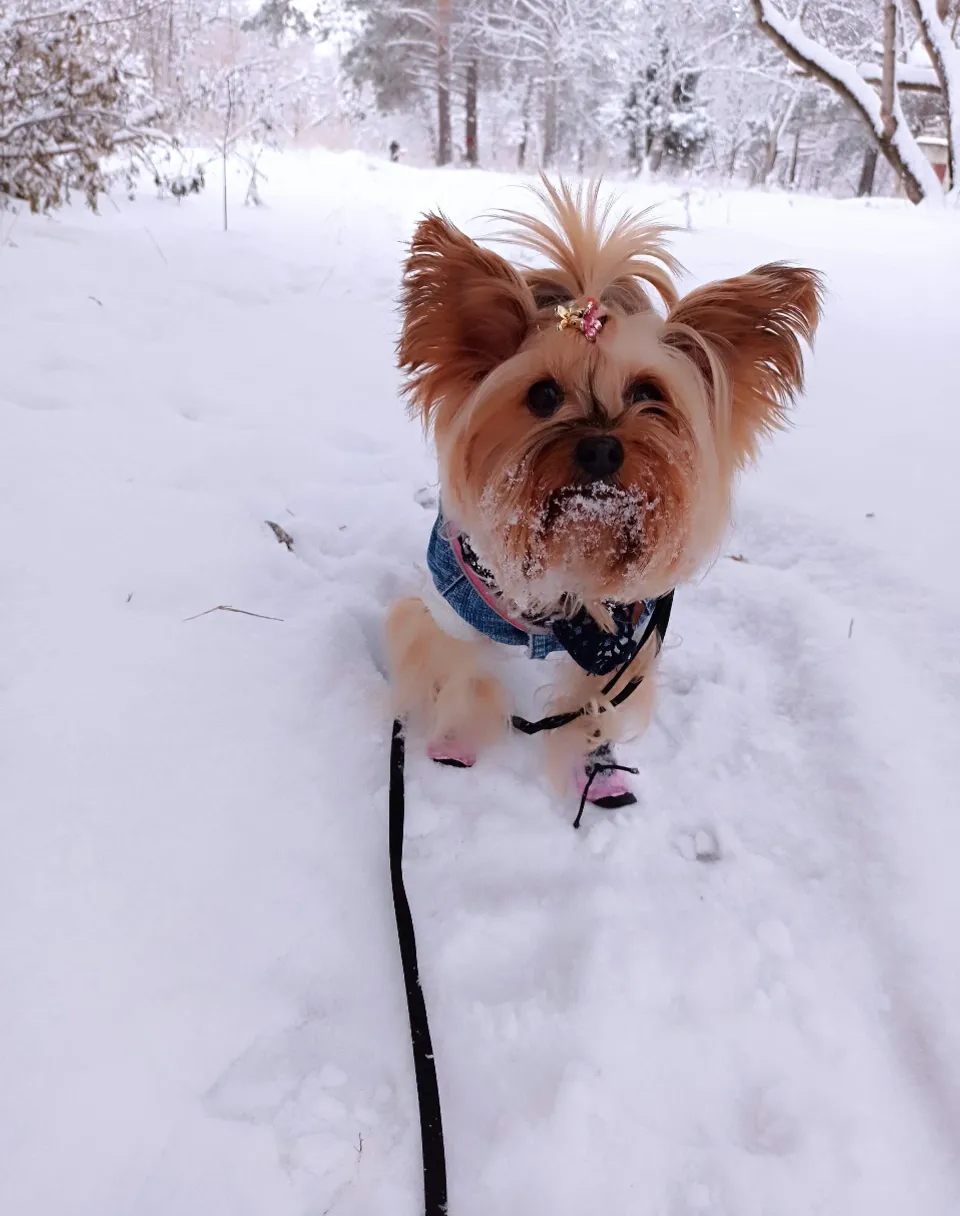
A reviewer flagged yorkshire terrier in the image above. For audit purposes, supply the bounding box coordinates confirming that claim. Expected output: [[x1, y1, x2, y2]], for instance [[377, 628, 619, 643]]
[[386, 180, 822, 811]]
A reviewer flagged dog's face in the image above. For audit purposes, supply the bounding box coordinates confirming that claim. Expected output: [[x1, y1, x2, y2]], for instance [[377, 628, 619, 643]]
[[399, 183, 822, 615]]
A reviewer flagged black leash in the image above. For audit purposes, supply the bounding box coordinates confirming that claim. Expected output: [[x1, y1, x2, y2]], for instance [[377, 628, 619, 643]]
[[390, 720, 448, 1215], [388, 589, 673, 1214]]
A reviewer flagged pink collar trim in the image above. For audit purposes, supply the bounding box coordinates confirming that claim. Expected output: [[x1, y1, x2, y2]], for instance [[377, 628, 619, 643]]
[[448, 533, 534, 634]]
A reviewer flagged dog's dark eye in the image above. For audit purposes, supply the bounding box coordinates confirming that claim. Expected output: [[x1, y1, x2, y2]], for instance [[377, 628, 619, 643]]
[[627, 379, 664, 405], [526, 378, 564, 419]]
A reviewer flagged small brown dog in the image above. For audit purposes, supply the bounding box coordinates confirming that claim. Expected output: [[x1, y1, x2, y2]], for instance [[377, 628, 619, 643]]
[[386, 180, 822, 809]]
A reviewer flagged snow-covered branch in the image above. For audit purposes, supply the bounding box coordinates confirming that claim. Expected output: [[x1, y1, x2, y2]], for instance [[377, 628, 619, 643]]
[[909, 0, 960, 196], [857, 59, 939, 91], [751, 0, 944, 202]]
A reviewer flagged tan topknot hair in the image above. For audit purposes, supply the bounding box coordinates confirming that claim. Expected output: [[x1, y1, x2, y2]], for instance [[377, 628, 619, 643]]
[[493, 176, 681, 316]]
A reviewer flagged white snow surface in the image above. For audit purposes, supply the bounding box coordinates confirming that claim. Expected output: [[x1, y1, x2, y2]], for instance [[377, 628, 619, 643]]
[[2, 152, 960, 1216]]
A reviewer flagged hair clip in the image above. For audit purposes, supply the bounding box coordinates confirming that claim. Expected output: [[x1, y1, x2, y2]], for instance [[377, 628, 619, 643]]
[[556, 298, 606, 342]]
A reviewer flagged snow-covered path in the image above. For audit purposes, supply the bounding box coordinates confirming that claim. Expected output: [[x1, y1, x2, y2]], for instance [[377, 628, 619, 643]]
[[2, 154, 960, 1215]]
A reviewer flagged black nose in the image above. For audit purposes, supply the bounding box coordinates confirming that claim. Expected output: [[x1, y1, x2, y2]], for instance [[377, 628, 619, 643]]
[[574, 434, 624, 480]]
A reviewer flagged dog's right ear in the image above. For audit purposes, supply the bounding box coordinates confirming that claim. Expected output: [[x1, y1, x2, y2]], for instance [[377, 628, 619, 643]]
[[398, 214, 535, 426]]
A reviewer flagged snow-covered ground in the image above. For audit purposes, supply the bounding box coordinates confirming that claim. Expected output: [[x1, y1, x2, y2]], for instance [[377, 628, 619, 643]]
[[2, 152, 960, 1216]]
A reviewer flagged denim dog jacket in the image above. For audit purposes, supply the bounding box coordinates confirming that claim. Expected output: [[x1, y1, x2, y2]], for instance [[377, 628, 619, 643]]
[[425, 513, 658, 676]]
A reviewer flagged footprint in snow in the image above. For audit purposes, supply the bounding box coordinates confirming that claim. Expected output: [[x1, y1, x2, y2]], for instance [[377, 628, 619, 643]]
[[676, 828, 722, 863], [414, 486, 438, 509]]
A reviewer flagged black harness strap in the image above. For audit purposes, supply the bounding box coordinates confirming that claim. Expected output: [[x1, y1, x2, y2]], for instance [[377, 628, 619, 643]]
[[389, 721, 448, 1215], [511, 590, 674, 736], [388, 588, 674, 1214]]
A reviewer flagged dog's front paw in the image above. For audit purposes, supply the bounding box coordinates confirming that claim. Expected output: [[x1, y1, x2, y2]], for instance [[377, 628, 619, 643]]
[[427, 736, 477, 769], [574, 742, 638, 810]]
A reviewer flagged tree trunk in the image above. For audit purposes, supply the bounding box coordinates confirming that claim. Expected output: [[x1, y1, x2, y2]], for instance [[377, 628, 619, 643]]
[[543, 77, 557, 167], [436, 0, 452, 166], [518, 77, 534, 169], [166, 5, 174, 95], [880, 0, 897, 140], [726, 133, 743, 179], [787, 127, 801, 186], [756, 90, 800, 185], [464, 59, 478, 166], [626, 83, 641, 172], [222, 74, 233, 233], [857, 144, 879, 195], [756, 128, 779, 184]]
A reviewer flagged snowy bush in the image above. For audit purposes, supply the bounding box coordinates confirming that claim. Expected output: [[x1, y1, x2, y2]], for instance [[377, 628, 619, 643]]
[[157, 162, 206, 200], [662, 109, 712, 168], [0, 7, 164, 213]]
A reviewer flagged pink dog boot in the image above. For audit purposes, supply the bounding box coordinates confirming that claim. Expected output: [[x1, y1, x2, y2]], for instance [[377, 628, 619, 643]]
[[573, 742, 638, 828], [428, 736, 476, 769]]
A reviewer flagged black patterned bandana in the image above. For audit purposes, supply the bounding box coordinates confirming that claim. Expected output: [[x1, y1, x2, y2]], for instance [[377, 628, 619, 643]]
[[454, 526, 657, 677]]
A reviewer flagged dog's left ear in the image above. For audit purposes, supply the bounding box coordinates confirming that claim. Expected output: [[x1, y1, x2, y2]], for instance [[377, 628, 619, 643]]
[[664, 263, 824, 463], [398, 213, 535, 426]]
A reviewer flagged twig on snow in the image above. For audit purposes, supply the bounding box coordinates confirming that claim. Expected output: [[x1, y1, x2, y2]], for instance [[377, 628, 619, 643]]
[[183, 604, 284, 622], [143, 226, 168, 264]]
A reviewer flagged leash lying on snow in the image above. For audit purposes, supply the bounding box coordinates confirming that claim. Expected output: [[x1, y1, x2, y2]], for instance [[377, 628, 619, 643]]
[[388, 590, 673, 1214], [389, 722, 448, 1215]]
